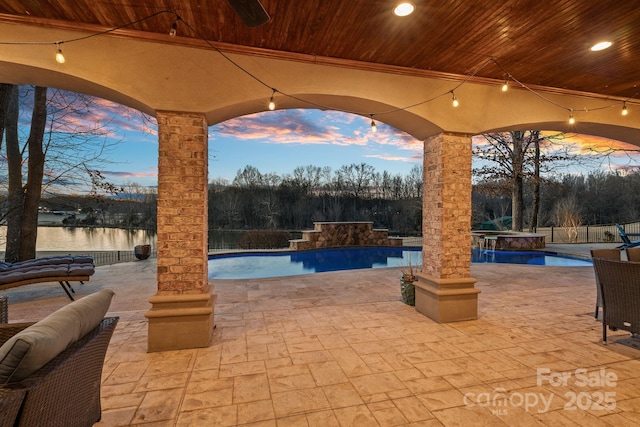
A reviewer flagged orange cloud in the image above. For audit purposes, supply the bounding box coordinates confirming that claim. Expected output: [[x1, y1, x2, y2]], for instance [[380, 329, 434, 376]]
[[542, 132, 639, 154], [210, 109, 421, 149]]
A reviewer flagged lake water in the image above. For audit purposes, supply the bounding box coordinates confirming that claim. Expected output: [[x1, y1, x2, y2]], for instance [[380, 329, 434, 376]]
[[0, 226, 250, 252], [0, 226, 156, 251]]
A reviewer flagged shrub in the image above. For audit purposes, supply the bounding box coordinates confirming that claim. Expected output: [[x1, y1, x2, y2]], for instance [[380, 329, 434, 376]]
[[238, 230, 291, 249], [603, 230, 615, 243]]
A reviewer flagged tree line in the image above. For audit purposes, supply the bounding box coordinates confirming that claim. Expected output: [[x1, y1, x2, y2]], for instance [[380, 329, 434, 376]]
[[10, 165, 639, 237], [473, 171, 640, 231], [472, 130, 640, 232]]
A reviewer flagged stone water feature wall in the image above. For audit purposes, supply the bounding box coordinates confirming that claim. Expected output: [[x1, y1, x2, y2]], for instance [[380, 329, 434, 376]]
[[472, 232, 546, 250], [290, 221, 402, 250]]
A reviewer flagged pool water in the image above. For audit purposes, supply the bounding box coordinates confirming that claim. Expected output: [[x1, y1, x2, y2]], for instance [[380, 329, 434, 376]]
[[208, 247, 592, 279]]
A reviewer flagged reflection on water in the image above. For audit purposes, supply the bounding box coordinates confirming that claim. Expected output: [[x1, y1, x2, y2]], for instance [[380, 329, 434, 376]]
[[0, 227, 262, 252], [0, 226, 156, 251]]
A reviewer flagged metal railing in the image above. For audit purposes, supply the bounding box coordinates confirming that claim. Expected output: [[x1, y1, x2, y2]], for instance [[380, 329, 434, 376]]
[[26, 250, 159, 267], [535, 222, 639, 244]]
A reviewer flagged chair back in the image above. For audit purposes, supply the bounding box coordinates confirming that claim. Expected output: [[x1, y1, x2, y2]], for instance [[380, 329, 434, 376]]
[[627, 247, 640, 262], [592, 258, 640, 336], [590, 249, 620, 260]]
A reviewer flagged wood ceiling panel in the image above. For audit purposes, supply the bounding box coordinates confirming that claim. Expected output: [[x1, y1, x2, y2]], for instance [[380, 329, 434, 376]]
[[0, 0, 638, 99]]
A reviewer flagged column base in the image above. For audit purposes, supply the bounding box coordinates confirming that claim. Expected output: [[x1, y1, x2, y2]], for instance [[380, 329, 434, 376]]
[[413, 273, 480, 323], [144, 287, 217, 352]]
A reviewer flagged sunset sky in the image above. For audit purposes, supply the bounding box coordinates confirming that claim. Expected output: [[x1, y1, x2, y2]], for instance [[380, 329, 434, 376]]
[[91, 104, 426, 189], [16, 94, 639, 192], [95, 106, 640, 190]]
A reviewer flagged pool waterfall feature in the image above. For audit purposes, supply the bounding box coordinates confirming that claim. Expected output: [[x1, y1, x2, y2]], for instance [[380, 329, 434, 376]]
[[289, 221, 402, 250]]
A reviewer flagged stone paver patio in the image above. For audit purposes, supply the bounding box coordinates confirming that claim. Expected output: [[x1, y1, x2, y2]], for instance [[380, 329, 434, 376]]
[[3, 245, 640, 426]]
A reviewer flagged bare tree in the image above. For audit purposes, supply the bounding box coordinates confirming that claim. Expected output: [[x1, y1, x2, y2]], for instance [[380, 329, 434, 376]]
[[552, 196, 583, 243], [0, 85, 123, 261], [473, 130, 583, 232], [405, 164, 424, 199], [337, 163, 376, 199], [2, 85, 46, 262], [530, 132, 541, 231]]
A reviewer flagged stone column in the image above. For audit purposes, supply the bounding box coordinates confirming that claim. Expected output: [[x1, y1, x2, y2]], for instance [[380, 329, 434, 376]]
[[414, 132, 480, 322], [144, 111, 216, 352]]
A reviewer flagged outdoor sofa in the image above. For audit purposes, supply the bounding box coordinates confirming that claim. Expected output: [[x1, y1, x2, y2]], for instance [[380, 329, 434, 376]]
[[0, 289, 117, 427], [0, 256, 95, 300]]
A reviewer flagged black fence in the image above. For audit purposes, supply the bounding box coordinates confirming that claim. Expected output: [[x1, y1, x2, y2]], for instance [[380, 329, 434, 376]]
[[535, 223, 639, 244], [90, 250, 157, 266]]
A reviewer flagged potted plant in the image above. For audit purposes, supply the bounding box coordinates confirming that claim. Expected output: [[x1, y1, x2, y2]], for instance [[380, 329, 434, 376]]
[[400, 254, 418, 306]]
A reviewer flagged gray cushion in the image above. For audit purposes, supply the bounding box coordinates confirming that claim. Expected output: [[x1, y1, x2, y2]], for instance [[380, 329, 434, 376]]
[[71, 256, 94, 265], [0, 289, 114, 384], [67, 263, 95, 277], [0, 266, 70, 285], [11, 256, 74, 268]]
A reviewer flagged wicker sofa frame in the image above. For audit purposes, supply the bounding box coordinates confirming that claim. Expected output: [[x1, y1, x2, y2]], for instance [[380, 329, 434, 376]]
[[0, 316, 118, 427], [592, 257, 640, 344]]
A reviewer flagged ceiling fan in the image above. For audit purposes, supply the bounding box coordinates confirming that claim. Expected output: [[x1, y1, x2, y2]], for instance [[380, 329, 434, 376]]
[[226, 0, 270, 28]]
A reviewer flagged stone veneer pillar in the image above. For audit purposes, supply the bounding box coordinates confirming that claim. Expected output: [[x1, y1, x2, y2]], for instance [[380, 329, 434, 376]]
[[144, 111, 216, 352], [414, 132, 480, 322]]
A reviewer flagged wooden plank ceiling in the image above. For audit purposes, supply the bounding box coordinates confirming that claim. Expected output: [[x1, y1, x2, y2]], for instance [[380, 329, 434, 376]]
[[0, 0, 638, 99]]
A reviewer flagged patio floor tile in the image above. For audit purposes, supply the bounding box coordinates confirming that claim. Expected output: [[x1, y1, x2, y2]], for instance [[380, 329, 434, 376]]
[[3, 243, 640, 426]]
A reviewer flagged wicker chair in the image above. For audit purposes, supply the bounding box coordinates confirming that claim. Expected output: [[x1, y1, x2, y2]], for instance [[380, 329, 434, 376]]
[[590, 249, 621, 319], [0, 317, 118, 427], [592, 258, 640, 344], [626, 247, 640, 262], [0, 296, 7, 324]]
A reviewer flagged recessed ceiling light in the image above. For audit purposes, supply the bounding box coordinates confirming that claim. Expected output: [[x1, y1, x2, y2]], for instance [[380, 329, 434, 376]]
[[394, 2, 415, 17], [590, 41, 612, 51]]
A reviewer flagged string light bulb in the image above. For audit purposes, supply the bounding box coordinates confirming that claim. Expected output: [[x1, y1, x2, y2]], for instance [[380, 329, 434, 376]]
[[268, 89, 276, 111], [451, 91, 459, 107], [169, 21, 177, 37], [622, 102, 628, 116], [370, 115, 377, 133], [568, 113, 575, 124], [501, 80, 508, 92], [55, 43, 65, 64]]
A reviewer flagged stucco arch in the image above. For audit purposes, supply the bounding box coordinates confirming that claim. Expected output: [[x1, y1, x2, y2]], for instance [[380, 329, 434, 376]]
[[0, 61, 154, 116], [205, 93, 444, 140]]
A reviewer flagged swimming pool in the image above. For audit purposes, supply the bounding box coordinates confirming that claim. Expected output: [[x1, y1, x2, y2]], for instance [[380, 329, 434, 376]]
[[208, 247, 592, 279]]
